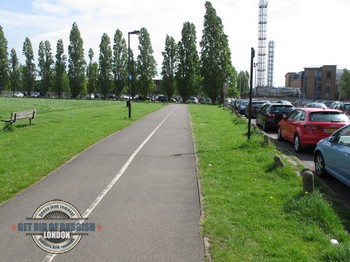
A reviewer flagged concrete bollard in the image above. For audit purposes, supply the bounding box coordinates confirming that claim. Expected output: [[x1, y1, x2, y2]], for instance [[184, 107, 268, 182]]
[[273, 155, 284, 168], [301, 169, 314, 193]]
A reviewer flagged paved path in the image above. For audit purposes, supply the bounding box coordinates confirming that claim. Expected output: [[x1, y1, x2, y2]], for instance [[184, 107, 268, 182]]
[[0, 104, 205, 262]]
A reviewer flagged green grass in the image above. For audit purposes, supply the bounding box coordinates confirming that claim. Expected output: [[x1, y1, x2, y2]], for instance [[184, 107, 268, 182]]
[[190, 105, 350, 262], [0, 97, 163, 203], [2, 98, 350, 260]]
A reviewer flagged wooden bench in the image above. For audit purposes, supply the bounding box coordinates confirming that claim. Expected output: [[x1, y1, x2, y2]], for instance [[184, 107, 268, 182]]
[[1, 110, 36, 126]]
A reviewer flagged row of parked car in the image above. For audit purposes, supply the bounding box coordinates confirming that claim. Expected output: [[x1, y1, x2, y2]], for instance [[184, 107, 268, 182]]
[[230, 98, 350, 186]]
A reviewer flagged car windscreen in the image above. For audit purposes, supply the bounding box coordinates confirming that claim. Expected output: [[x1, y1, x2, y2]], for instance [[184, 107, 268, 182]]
[[310, 112, 349, 122], [270, 105, 294, 113], [344, 104, 350, 110], [241, 101, 248, 106]]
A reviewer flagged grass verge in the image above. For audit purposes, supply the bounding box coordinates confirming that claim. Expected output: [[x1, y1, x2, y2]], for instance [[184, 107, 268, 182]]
[[0, 97, 163, 203], [190, 105, 350, 261]]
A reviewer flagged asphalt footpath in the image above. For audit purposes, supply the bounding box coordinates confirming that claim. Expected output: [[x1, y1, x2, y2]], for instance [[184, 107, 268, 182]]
[[0, 104, 205, 262]]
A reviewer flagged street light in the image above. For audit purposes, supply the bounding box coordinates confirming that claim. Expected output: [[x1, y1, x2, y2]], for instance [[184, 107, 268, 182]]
[[128, 30, 140, 118]]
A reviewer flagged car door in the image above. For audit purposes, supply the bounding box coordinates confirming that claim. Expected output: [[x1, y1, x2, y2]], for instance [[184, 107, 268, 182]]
[[282, 110, 301, 141], [324, 126, 350, 184], [257, 104, 268, 126]]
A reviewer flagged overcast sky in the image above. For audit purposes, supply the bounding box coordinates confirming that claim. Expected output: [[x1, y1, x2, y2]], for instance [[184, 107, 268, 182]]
[[0, 0, 349, 87]]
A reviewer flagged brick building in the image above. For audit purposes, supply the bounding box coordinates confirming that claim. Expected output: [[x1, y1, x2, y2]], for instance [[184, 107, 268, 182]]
[[285, 65, 339, 100]]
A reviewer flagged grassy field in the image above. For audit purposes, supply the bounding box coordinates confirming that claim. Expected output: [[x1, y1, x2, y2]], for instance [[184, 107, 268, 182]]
[[0, 97, 163, 203], [2, 98, 350, 260], [190, 105, 350, 261]]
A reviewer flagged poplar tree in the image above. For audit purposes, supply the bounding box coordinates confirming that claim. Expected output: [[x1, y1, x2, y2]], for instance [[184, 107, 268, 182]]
[[55, 39, 66, 98], [137, 27, 157, 98], [200, 1, 236, 104], [112, 29, 128, 98], [161, 35, 178, 100], [9, 48, 20, 94], [98, 33, 112, 99], [22, 37, 36, 96], [176, 22, 200, 102], [86, 48, 98, 95], [38, 40, 54, 95], [0, 25, 9, 91], [68, 22, 86, 98]]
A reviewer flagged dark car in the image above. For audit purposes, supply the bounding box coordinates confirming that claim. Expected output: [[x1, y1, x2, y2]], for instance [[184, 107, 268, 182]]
[[256, 102, 294, 131], [332, 101, 350, 119], [245, 100, 270, 118], [238, 100, 248, 114]]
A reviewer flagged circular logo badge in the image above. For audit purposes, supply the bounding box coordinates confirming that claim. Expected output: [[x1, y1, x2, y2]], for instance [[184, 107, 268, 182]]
[[31, 200, 82, 254]]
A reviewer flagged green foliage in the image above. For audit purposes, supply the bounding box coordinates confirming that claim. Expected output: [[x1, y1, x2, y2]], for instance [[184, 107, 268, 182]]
[[176, 22, 201, 101], [161, 35, 178, 99], [112, 29, 128, 98], [38, 40, 54, 95], [86, 48, 98, 95], [237, 70, 250, 98], [9, 48, 20, 94], [341, 68, 350, 99], [68, 22, 86, 98], [98, 33, 113, 99], [0, 25, 9, 91], [200, 1, 236, 104], [137, 27, 157, 97], [54, 39, 67, 98], [22, 37, 36, 96]]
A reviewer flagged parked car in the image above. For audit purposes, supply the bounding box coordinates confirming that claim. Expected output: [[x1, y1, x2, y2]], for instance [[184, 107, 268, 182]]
[[278, 108, 350, 152], [238, 100, 248, 114], [304, 102, 327, 108], [30, 91, 40, 98], [234, 99, 244, 110], [13, 91, 24, 97], [245, 100, 270, 118], [314, 124, 350, 186], [185, 97, 198, 104], [331, 101, 350, 119], [256, 102, 294, 131]]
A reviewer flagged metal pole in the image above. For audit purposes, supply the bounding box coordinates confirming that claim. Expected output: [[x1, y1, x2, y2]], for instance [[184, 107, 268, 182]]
[[248, 48, 255, 141], [128, 32, 131, 118], [127, 30, 140, 119]]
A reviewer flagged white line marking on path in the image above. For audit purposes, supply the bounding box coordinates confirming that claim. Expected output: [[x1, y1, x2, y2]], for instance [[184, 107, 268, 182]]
[[43, 105, 178, 262]]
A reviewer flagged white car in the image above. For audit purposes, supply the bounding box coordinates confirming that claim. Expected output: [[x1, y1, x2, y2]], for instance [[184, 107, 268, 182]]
[[185, 97, 198, 104], [14, 91, 24, 97]]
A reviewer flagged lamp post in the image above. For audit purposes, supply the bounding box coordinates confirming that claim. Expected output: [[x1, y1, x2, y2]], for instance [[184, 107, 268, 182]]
[[128, 30, 140, 118]]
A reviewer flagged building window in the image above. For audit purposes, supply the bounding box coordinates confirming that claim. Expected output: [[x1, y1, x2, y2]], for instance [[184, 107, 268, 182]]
[[327, 71, 332, 78]]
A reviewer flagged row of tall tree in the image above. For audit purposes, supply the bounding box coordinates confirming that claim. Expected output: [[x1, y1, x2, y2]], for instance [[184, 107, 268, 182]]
[[0, 1, 253, 103]]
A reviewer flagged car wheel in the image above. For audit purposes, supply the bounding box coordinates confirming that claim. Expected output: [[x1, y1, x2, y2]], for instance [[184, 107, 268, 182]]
[[277, 127, 283, 141], [294, 134, 303, 153], [314, 152, 327, 177]]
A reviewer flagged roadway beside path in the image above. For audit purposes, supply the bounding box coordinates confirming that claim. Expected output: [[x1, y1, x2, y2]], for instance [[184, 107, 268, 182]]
[[0, 104, 205, 262]]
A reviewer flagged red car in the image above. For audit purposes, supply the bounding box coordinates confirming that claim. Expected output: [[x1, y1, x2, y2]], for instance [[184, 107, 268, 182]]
[[277, 108, 350, 152]]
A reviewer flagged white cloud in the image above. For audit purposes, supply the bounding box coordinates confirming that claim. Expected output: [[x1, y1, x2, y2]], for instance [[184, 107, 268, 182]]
[[32, 0, 69, 15], [1, 0, 349, 86]]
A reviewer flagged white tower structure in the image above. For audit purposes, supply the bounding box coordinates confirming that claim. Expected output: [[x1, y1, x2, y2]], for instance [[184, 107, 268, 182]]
[[257, 0, 268, 90], [267, 40, 274, 87]]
